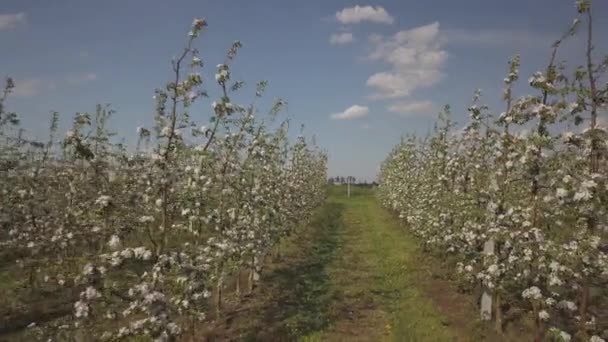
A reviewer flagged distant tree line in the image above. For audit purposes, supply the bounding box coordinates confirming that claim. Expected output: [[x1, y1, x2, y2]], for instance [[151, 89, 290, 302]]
[[327, 176, 378, 187]]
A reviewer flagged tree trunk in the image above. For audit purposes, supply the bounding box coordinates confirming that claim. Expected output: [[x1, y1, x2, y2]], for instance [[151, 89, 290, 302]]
[[494, 293, 503, 334], [248, 256, 255, 294], [214, 273, 224, 319], [235, 269, 241, 297], [578, 281, 590, 339]]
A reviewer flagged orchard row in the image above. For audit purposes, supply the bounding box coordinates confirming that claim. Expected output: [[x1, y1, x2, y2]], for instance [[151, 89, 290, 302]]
[[0, 18, 327, 341], [379, 2, 607, 341]]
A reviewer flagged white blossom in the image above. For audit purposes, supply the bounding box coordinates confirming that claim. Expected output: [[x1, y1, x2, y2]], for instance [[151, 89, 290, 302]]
[[108, 235, 121, 250]]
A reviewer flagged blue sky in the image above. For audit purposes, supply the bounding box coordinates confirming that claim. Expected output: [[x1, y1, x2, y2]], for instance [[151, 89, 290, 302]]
[[1, 0, 607, 181]]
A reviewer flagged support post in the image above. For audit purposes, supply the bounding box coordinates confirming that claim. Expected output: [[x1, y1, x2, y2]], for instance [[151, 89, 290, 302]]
[[347, 177, 351, 198], [481, 239, 494, 321]]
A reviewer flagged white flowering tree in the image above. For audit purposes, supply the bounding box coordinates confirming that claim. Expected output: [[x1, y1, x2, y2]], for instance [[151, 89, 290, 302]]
[[0, 17, 327, 341], [379, 1, 607, 341]]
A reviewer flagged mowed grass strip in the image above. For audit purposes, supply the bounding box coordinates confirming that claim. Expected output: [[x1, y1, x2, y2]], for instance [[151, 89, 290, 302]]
[[307, 186, 458, 341]]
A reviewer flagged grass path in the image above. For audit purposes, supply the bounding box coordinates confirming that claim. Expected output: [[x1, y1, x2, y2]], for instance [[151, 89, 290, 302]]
[[304, 186, 465, 341], [215, 187, 490, 341]]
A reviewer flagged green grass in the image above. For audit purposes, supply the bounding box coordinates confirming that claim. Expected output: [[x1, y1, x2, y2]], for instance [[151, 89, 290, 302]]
[[310, 185, 458, 341], [261, 201, 344, 338]]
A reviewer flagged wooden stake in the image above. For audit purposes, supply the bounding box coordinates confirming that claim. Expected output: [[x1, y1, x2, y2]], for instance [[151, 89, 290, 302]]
[[480, 239, 494, 321]]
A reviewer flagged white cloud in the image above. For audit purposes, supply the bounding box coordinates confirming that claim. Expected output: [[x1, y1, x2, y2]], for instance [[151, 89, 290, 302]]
[[387, 100, 435, 116], [330, 105, 369, 120], [66, 72, 98, 85], [336, 6, 394, 25], [366, 22, 447, 99], [11, 73, 97, 97], [79, 51, 90, 58], [0, 12, 26, 31], [11, 79, 45, 97], [85, 73, 98, 81], [329, 32, 354, 45]]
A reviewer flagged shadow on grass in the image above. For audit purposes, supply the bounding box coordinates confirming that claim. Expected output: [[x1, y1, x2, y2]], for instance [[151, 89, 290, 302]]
[[233, 201, 344, 341]]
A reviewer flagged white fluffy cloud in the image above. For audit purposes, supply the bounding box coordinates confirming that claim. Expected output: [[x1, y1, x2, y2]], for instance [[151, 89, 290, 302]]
[[387, 100, 435, 115], [11, 73, 98, 98], [66, 72, 98, 85], [366, 22, 447, 99], [0, 12, 26, 31], [330, 105, 369, 120], [336, 6, 394, 25], [11, 79, 45, 97], [329, 32, 354, 45]]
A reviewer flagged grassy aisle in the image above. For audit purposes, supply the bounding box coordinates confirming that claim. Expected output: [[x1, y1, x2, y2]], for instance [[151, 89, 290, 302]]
[[302, 186, 461, 341], [217, 186, 490, 341]]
